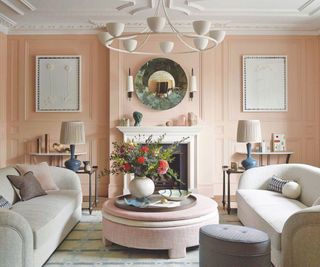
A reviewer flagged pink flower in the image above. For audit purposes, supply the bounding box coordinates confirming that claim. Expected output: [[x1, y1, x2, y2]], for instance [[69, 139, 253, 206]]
[[157, 160, 169, 175], [123, 163, 131, 171]]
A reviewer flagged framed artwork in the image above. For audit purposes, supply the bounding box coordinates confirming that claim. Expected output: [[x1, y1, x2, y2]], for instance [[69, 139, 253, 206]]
[[36, 55, 81, 112], [272, 133, 286, 151], [243, 55, 287, 112]]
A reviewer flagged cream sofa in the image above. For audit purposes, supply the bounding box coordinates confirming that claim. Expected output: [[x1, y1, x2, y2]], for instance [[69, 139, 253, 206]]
[[237, 164, 320, 267], [0, 166, 82, 267]]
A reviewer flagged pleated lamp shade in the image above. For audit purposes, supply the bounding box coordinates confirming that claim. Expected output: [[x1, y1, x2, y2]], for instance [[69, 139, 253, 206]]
[[237, 120, 262, 143], [60, 121, 85, 145]]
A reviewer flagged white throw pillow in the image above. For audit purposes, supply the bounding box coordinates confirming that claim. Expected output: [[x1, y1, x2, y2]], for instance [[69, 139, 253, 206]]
[[313, 197, 320, 206], [16, 162, 59, 191], [282, 181, 301, 199]]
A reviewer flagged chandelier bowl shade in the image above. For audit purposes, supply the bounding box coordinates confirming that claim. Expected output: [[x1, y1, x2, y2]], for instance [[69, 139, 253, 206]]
[[160, 41, 174, 53], [147, 16, 166, 33], [97, 31, 113, 45], [209, 30, 226, 43], [192, 20, 212, 35], [123, 39, 138, 52], [106, 22, 125, 37], [193, 37, 209, 51]]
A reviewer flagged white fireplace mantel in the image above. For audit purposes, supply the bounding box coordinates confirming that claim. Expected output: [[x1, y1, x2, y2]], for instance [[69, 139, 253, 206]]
[[116, 126, 202, 194]]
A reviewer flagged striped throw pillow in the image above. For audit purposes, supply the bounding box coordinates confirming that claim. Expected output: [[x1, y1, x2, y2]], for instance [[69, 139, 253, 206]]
[[268, 175, 290, 193], [0, 195, 12, 209]]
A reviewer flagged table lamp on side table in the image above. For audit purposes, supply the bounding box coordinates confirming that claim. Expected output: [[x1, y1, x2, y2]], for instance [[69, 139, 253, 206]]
[[60, 121, 85, 172], [237, 120, 262, 170]]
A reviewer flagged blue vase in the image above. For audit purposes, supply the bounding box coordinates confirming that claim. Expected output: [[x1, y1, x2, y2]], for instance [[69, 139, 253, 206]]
[[65, 144, 81, 172], [241, 143, 257, 170]]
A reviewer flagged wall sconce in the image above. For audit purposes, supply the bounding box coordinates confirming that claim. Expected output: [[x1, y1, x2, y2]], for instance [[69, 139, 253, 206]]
[[127, 68, 134, 100], [189, 68, 197, 100]]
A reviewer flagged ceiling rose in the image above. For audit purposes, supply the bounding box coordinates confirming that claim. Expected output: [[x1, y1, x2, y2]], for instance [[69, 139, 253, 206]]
[[97, 0, 226, 55]]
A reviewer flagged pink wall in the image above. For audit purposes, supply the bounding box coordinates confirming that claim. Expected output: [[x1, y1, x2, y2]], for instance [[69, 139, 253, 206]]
[[6, 35, 109, 196], [0, 33, 7, 167], [109, 35, 320, 197]]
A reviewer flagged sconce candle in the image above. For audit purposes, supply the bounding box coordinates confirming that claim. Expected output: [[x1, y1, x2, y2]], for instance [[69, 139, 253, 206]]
[[127, 68, 134, 100], [189, 68, 197, 100]]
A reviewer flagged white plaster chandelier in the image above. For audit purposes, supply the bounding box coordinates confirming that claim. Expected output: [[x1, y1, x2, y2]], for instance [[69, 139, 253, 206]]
[[97, 0, 226, 55]]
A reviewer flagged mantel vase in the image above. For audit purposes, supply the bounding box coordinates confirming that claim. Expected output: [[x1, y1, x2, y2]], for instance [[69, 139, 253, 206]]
[[129, 175, 155, 199]]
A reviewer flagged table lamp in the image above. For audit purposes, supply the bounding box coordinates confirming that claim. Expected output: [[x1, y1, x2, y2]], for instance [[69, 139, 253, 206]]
[[60, 121, 85, 171], [237, 120, 262, 170]]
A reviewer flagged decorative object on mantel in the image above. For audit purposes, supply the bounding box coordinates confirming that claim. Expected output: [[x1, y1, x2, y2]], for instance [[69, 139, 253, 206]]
[[165, 120, 173, 126], [272, 133, 286, 152], [52, 143, 70, 153], [60, 121, 85, 172], [188, 112, 198, 126], [127, 68, 134, 100], [96, 0, 225, 55], [36, 55, 81, 112], [237, 120, 262, 170], [120, 117, 130, 127], [134, 58, 188, 110], [103, 135, 187, 199], [133, 111, 143, 126], [243, 55, 287, 112], [189, 68, 197, 100]]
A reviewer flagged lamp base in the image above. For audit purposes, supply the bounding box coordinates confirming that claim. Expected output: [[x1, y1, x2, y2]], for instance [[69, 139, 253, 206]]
[[64, 144, 81, 172], [241, 142, 257, 170], [241, 157, 257, 170]]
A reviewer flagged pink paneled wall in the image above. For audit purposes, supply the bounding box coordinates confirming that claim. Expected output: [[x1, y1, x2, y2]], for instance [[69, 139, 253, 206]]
[[6, 35, 109, 196], [3, 33, 320, 198], [0, 33, 7, 168], [109, 35, 320, 197]]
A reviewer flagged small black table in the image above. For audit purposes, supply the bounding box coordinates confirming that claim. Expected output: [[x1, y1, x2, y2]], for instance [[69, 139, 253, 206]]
[[76, 166, 98, 214], [222, 166, 244, 214]]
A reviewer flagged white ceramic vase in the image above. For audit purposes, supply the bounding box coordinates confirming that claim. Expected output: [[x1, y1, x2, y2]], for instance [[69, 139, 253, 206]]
[[129, 176, 155, 199]]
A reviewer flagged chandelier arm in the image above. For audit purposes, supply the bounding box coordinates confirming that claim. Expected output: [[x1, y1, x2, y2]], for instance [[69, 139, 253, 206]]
[[161, 0, 180, 34], [135, 33, 151, 51], [155, 0, 161, 16], [176, 33, 199, 51]]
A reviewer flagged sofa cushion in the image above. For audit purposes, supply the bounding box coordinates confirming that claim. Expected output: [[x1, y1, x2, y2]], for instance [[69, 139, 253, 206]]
[[237, 189, 307, 250], [0, 167, 20, 205], [0, 195, 12, 209], [16, 162, 59, 191], [7, 172, 47, 201], [11, 190, 81, 249], [267, 175, 290, 193]]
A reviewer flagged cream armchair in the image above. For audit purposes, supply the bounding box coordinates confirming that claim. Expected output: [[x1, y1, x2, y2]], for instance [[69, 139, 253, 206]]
[[0, 166, 82, 267], [236, 164, 320, 267]]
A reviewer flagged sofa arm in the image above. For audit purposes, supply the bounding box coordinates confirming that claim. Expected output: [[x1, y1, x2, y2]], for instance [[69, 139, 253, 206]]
[[282, 205, 320, 267], [49, 166, 82, 191], [0, 209, 33, 267], [238, 164, 292, 190]]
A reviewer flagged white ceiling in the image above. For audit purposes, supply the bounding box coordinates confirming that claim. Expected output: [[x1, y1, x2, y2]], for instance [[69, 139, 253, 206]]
[[0, 0, 320, 35]]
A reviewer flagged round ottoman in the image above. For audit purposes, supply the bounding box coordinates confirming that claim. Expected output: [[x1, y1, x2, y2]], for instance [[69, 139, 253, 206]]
[[102, 194, 219, 259], [200, 224, 271, 267]]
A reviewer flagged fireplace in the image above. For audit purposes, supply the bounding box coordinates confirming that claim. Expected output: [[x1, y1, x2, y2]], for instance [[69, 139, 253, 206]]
[[117, 126, 201, 194]]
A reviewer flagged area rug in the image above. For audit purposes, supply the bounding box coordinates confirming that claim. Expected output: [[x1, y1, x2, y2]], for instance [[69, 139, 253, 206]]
[[45, 209, 240, 267]]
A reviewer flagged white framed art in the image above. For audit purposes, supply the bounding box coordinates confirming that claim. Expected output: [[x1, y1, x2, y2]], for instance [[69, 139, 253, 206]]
[[36, 55, 81, 112], [242, 55, 287, 112]]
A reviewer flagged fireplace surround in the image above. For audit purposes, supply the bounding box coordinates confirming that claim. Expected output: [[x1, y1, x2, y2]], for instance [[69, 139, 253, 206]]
[[117, 126, 201, 194]]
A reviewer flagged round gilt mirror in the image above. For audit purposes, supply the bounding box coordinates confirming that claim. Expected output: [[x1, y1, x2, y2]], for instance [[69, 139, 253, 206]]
[[134, 58, 188, 110]]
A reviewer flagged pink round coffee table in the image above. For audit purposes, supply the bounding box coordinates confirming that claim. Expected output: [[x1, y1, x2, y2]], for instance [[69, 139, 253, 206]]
[[101, 194, 219, 259]]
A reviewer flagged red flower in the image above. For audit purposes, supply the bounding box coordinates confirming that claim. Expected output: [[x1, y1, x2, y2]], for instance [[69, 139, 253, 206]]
[[123, 163, 131, 171], [140, 145, 149, 153], [158, 160, 169, 175], [136, 156, 145, 164]]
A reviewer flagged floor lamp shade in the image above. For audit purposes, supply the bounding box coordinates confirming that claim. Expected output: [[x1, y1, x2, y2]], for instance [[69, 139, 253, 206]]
[[237, 120, 262, 170], [60, 121, 85, 171]]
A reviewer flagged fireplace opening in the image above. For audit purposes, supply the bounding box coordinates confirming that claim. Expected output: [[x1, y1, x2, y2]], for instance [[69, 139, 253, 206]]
[[154, 144, 188, 191]]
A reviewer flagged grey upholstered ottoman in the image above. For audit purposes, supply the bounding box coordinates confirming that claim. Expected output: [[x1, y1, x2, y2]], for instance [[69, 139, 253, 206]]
[[200, 224, 271, 267]]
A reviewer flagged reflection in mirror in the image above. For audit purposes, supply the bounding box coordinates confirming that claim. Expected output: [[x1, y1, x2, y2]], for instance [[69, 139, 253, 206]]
[[134, 58, 188, 110]]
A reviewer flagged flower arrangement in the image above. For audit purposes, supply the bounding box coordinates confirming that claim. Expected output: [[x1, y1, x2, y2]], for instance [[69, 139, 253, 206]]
[[103, 135, 187, 183]]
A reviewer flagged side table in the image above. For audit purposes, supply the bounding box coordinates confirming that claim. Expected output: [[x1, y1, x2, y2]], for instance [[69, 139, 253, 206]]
[[76, 166, 99, 214], [222, 166, 244, 214]]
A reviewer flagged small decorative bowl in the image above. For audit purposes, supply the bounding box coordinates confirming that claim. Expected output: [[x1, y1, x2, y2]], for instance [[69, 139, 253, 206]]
[[158, 189, 192, 201]]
